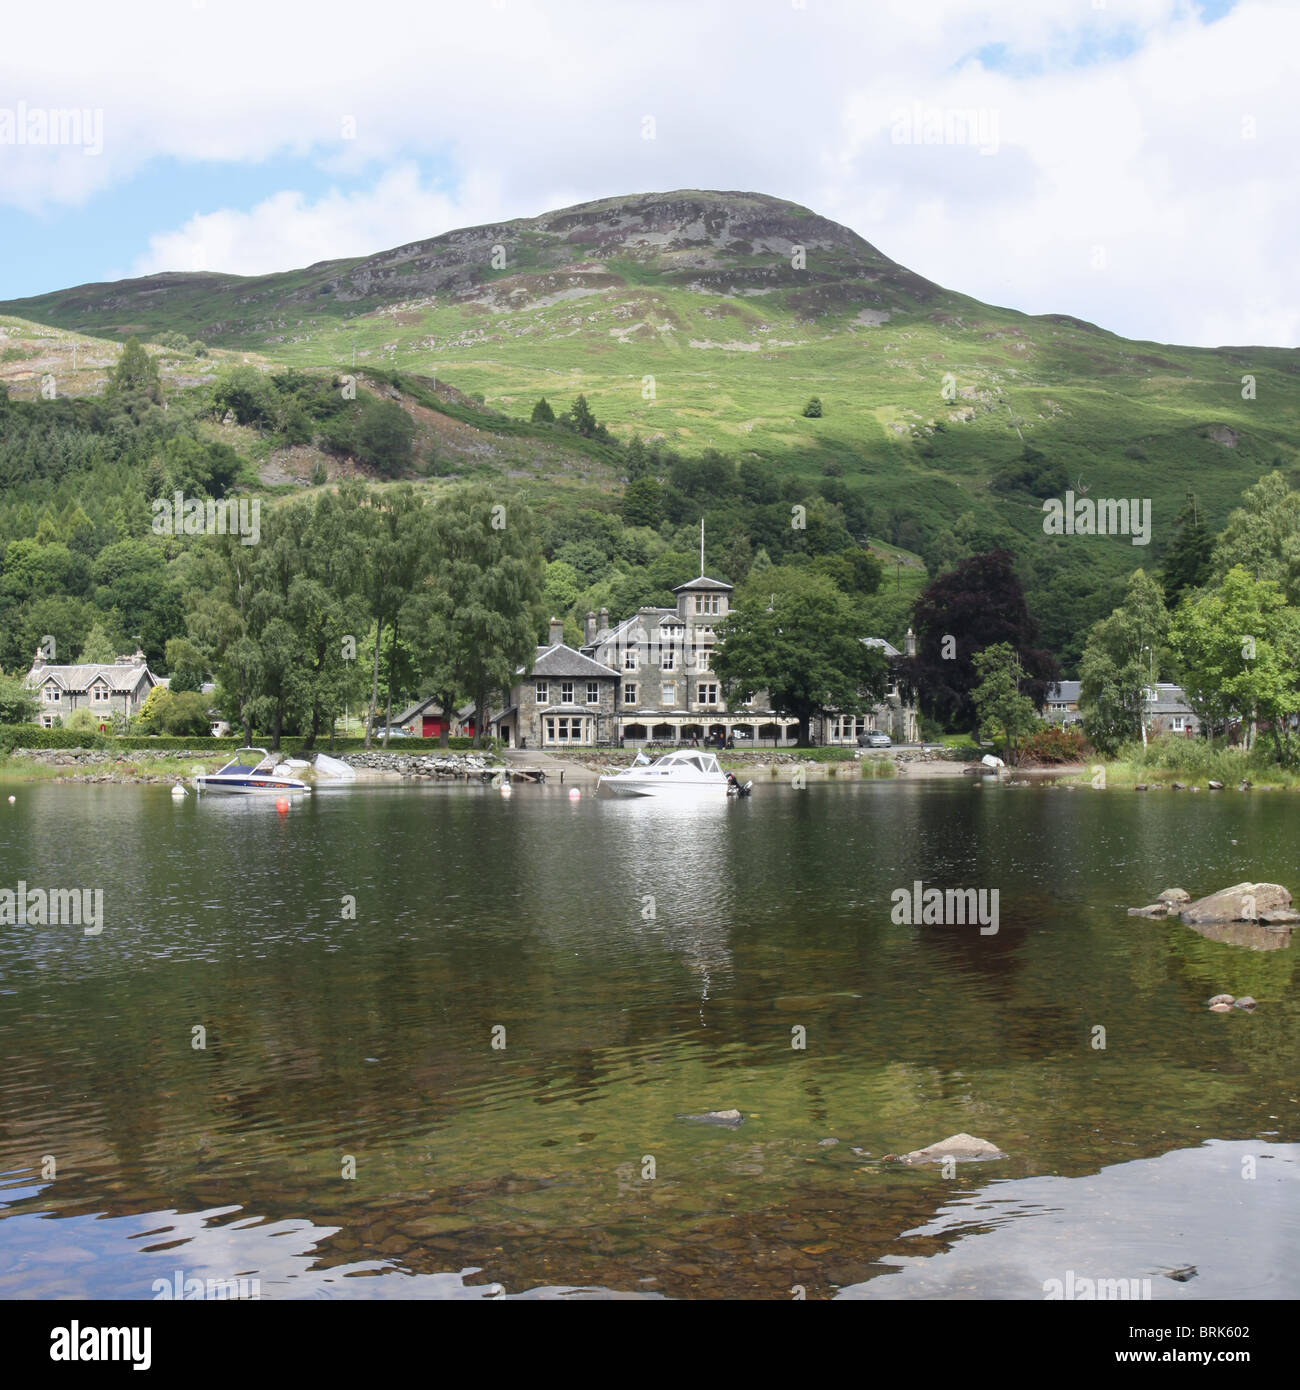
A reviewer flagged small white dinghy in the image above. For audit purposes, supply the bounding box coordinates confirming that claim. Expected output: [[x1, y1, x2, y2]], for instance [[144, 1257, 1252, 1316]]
[[312, 752, 357, 782]]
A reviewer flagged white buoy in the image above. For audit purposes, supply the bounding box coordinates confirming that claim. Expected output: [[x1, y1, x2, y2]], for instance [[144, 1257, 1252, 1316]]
[[171, 784, 188, 798], [6, 795, 14, 804], [500, 783, 512, 796], [568, 788, 581, 800]]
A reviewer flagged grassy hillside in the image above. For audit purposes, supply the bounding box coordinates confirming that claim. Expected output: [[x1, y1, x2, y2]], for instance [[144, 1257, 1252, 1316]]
[[6, 191, 1293, 533], [3, 189, 1297, 665]]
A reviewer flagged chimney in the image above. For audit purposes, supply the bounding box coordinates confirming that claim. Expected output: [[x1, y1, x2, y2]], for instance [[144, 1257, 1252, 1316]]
[[32, 645, 45, 669], [598, 606, 609, 633], [133, 647, 146, 668], [905, 627, 916, 658], [585, 610, 597, 645], [548, 617, 564, 647]]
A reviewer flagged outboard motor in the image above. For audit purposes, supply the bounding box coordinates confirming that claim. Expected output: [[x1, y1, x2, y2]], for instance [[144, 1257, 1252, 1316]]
[[725, 771, 753, 798]]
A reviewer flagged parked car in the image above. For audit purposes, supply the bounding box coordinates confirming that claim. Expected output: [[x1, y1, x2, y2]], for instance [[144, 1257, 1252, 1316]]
[[380, 728, 413, 739], [733, 729, 753, 740], [858, 730, 892, 748]]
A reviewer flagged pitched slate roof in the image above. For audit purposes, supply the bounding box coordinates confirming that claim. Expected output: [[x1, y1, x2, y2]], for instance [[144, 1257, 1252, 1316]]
[[1047, 680, 1082, 704], [672, 575, 733, 593], [26, 662, 154, 693], [862, 637, 901, 659], [527, 643, 619, 679]]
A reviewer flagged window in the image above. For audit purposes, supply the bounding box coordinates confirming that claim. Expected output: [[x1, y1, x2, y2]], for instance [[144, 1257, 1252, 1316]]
[[587, 682, 599, 704], [1172, 716, 1186, 732], [41, 714, 55, 729], [623, 648, 638, 670], [662, 683, 677, 706], [561, 681, 574, 704], [91, 683, 110, 704], [44, 686, 60, 703], [698, 683, 718, 705], [623, 682, 637, 706], [694, 594, 720, 615], [661, 649, 675, 671], [535, 680, 549, 704], [545, 716, 582, 744], [697, 647, 711, 672]]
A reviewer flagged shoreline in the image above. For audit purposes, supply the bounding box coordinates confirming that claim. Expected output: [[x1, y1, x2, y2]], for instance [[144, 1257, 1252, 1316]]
[[3, 747, 1296, 792]]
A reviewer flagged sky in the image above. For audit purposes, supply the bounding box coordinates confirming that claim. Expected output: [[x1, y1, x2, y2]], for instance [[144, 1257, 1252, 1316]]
[[0, 0, 1294, 348]]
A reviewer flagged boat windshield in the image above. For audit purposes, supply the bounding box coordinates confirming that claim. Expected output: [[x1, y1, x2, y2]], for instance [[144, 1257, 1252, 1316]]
[[650, 752, 721, 774], [215, 750, 273, 776]]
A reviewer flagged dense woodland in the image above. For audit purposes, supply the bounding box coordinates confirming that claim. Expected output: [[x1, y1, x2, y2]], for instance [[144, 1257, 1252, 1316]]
[[0, 345, 1297, 761]]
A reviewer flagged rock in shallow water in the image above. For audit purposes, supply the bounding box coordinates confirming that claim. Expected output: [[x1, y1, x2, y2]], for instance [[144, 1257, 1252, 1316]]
[[892, 1132, 1007, 1164], [1181, 882, 1292, 925], [678, 1109, 743, 1127]]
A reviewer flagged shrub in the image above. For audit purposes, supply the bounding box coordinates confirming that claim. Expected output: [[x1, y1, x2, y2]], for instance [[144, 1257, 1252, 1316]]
[[802, 397, 823, 418], [1019, 725, 1092, 765]]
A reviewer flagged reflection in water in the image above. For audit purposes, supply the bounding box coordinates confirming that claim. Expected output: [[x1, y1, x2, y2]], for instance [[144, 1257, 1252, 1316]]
[[0, 779, 1297, 1298], [838, 1141, 1299, 1300]]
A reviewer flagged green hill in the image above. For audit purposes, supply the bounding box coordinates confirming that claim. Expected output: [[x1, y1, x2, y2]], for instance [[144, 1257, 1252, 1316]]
[[4, 188, 1297, 662]]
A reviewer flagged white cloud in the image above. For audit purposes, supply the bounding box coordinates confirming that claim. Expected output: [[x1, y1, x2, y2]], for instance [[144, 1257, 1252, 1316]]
[[0, 0, 1295, 345], [130, 166, 508, 277]]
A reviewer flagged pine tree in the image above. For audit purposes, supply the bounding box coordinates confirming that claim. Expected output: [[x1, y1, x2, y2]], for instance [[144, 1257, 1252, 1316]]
[[530, 397, 555, 424]]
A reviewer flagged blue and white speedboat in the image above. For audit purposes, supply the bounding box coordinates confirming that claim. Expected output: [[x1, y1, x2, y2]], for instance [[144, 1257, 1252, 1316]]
[[194, 748, 312, 795]]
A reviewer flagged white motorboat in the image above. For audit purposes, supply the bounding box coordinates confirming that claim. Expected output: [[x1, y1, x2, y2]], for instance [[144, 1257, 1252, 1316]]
[[194, 748, 312, 795], [598, 749, 749, 799]]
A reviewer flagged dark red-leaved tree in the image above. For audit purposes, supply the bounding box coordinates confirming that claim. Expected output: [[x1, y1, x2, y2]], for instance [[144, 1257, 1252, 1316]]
[[903, 549, 1059, 733]]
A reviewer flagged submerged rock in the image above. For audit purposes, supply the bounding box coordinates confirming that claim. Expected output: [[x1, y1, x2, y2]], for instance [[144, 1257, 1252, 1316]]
[[1207, 994, 1235, 1006], [1128, 904, 1170, 918], [678, 1109, 743, 1127], [1233, 996, 1257, 1010], [1159, 888, 1191, 905], [892, 1132, 1007, 1164]]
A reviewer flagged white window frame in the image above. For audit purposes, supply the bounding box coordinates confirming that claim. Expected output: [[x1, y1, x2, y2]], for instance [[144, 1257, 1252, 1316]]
[[698, 683, 718, 706], [44, 686, 61, 703], [623, 682, 637, 706], [661, 648, 675, 671], [535, 679, 549, 704], [561, 680, 574, 704], [661, 682, 677, 706], [586, 682, 599, 705], [623, 647, 638, 670], [91, 683, 110, 704]]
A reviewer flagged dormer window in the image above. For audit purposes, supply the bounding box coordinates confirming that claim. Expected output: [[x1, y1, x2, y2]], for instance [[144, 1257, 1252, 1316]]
[[44, 686, 60, 703], [90, 683, 110, 704]]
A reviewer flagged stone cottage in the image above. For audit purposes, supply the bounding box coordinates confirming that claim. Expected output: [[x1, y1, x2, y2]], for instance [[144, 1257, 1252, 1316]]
[[24, 647, 159, 728]]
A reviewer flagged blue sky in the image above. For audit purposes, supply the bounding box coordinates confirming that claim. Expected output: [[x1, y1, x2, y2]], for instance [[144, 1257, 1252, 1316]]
[[0, 0, 1292, 347]]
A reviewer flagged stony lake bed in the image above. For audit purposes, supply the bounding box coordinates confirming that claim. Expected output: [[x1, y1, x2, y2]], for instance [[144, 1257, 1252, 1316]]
[[0, 777, 1296, 1300]]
